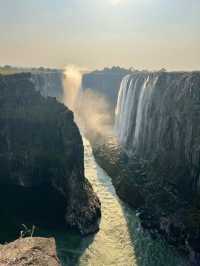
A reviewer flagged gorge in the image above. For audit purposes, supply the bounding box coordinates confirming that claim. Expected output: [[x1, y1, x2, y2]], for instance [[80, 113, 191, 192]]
[[0, 72, 100, 239], [1, 0, 199, 265], [0, 68, 200, 266], [85, 70, 200, 265]]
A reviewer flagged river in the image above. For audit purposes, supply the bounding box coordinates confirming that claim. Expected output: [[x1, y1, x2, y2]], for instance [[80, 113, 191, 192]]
[[49, 136, 188, 266]]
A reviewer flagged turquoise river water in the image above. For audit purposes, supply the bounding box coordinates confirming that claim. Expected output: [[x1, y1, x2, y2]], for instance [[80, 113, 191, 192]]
[[44, 136, 189, 266]]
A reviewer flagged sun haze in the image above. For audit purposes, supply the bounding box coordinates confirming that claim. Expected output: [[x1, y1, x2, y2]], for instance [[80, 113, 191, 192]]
[[0, 0, 199, 70]]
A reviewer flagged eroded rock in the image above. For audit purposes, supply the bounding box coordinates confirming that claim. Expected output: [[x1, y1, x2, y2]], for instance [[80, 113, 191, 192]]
[[0, 237, 61, 266], [0, 73, 101, 236]]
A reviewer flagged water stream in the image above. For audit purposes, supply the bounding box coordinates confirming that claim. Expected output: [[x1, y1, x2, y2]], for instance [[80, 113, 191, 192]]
[[0, 134, 189, 265], [52, 136, 188, 266]]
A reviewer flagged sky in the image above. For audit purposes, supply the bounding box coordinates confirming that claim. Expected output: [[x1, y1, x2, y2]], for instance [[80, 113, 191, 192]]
[[0, 0, 199, 70]]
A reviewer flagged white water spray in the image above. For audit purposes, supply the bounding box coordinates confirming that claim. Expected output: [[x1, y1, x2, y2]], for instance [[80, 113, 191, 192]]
[[63, 65, 113, 139], [63, 65, 82, 111]]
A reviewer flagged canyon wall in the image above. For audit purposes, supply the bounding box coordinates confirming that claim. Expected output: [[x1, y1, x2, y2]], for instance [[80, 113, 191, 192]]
[[0, 73, 100, 237], [82, 67, 133, 118], [115, 71, 200, 196], [90, 71, 200, 262], [31, 70, 64, 98]]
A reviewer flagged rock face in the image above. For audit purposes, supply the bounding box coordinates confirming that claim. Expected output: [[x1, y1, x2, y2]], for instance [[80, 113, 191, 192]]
[[115, 71, 200, 197], [0, 73, 100, 237], [114, 71, 200, 262], [88, 71, 200, 263], [82, 67, 133, 118], [0, 237, 61, 266], [31, 71, 64, 99]]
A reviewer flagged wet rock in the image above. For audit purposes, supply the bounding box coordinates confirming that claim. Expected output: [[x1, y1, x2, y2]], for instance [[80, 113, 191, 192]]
[[82, 67, 134, 119]]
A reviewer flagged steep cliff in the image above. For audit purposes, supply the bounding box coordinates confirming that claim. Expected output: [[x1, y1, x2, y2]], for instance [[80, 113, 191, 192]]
[[0, 73, 100, 237], [31, 71, 64, 99], [0, 67, 64, 99], [90, 71, 200, 262], [82, 67, 133, 118], [115, 71, 200, 197]]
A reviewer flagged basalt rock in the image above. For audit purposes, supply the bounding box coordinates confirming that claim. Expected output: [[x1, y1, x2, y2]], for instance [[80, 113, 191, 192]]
[[82, 67, 133, 119], [80, 70, 200, 264], [115, 71, 200, 198], [0, 73, 101, 238]]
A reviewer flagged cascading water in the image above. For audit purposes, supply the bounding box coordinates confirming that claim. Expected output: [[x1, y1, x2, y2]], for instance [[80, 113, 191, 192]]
[[31, 71, 64, 98], [115, 71, 200, 172], [115, 74, 131, 142], [10, 69, 189, 265]]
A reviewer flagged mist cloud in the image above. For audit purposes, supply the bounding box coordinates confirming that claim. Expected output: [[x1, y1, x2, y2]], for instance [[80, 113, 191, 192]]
[[63, 65, 113, 139], [63, 65, 82, 111]]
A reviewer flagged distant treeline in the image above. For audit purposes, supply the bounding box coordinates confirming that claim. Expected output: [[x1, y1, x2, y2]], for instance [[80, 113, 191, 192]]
[[0, 65, 61, 75]]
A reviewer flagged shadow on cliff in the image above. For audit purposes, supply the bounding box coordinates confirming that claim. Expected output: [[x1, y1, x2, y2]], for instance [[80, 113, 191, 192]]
[[92, 139, 189, 266], [0, 183, 95, 266], [35, 226, 95, 266], [0, 183, 67, 243], [120, 203, 189, 266]]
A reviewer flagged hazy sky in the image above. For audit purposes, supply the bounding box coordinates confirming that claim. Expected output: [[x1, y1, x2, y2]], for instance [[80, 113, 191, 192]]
[[0, 0, 199, 70]]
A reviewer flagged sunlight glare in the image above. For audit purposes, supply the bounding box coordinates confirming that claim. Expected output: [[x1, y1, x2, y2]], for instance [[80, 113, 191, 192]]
[[110, 0, 123, 6]]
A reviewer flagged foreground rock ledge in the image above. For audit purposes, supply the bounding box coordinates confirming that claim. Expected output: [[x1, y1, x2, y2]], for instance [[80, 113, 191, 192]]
[[0, 237, 61, 266]]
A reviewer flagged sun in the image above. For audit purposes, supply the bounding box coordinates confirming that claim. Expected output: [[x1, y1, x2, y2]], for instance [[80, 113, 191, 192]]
[[110, 0, 123, 6]]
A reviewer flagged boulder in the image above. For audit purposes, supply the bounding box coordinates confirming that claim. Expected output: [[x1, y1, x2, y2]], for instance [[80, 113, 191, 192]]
[[0, 237, 61, 266]]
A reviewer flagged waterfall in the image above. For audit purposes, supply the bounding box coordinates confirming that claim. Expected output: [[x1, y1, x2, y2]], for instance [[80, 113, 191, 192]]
[[63, 66, 82, 111], [115, 73, 152, 149], [133, 76, 149, 145], [115, 74, 131, 142], [115, 71, 200, 183], [30, 71, 64, 98]]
